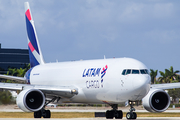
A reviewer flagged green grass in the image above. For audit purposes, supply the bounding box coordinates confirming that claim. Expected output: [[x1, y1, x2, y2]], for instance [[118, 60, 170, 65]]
[[0, 112, 180, 118]]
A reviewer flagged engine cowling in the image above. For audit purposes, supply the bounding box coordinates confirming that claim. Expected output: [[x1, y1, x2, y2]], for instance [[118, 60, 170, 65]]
[[142, 89, 170, 112], [16, 89, 45, 112]]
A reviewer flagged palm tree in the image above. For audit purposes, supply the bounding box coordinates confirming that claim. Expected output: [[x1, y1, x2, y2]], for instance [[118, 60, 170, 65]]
[[23, 63, 30, 72], [16, 68, 26, 77], [175, 75, 180, 82], [3, 69, 15, 83], [158, 66, 180, 83], [167, 66, 179, 82], [8, 68, 17, 76], [158, 71, 168, 83], [150, 69, 158, 84]]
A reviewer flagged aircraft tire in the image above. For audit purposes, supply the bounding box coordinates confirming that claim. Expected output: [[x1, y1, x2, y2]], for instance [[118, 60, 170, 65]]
[[115, 110, 123, 119], [34, 110, 42, 118], [43, 110, 51, 118], [106, 110, 114, 119], [133, 112, 137, 119], [126, 112, 137, 119], [126, 112, 132, 119]]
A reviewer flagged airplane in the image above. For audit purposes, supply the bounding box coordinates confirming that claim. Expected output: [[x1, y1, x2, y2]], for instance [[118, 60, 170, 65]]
[[0, 2, 180, 119]]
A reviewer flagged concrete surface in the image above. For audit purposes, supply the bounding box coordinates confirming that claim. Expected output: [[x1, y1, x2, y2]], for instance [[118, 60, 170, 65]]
[[0, 105, 180, 113], [0, 105, 180, 119], [0, 109, 180, 113], [0, 118, 179, 120]]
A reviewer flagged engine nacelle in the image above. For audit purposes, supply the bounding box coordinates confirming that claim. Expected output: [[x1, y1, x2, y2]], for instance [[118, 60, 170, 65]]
[[142, 89, 170, 112], [16, 89, 45, 112]]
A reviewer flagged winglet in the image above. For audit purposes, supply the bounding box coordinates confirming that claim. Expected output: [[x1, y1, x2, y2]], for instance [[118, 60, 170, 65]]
[[24, 2, 45, 68]]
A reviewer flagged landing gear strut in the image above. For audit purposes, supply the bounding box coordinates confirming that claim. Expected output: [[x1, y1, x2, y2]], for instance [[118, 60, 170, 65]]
[[34, 97, 60, 118], [105, 104, 123, 119], [126, 101, 137, 119]]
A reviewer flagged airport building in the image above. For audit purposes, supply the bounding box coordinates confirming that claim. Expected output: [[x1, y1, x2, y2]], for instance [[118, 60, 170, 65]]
[[0, 43, 29, 74]]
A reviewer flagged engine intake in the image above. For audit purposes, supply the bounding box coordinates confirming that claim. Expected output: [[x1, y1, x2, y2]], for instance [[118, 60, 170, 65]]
[[142, 89, 170, 112], [16, 89, 45, 112]]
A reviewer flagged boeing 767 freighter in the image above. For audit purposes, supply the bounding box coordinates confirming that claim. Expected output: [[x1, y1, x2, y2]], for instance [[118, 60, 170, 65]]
[[0, 2, 180, 119]]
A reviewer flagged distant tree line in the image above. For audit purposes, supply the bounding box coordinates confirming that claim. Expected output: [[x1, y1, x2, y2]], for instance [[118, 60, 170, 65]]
[[0, 64, 30, 105], [1, 64, 30, 83], [150, 66, 180, 84], [150, 66, 180, 103]]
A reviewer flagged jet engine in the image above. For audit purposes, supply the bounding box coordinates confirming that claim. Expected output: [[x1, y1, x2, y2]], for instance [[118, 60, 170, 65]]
[[16, 89, 45, 112], [142, 89, 170, 112]]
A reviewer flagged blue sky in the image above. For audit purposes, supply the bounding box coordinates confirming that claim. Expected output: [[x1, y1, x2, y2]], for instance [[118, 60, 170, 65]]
[[0, 0, 180, 75]]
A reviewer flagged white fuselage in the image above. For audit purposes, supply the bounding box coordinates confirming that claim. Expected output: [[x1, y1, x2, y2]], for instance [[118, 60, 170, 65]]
[[28, 58, 151, 104]]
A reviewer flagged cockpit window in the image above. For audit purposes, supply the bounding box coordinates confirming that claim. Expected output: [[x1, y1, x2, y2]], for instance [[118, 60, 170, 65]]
[[132, 70, 140, 74], [126, 69, 131, 75], [122, 69, 126, 75], [122, 69, 149, 75], [140, 69, 146, 74], [145, 69, 149, 74]]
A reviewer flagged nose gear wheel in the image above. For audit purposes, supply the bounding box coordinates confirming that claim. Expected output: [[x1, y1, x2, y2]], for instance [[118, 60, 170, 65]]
[[126, 101, 137, 119]]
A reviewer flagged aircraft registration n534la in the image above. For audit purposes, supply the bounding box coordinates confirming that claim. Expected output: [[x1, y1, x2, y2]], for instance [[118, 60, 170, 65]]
[[0, 2, 180, 119]]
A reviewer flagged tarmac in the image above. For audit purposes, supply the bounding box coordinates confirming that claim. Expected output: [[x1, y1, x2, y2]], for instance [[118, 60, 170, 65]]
[[0, 105, 180, 113], [0, 116, 179, 119], [0, 108, 180, 113], [0, 105, 180, 119]]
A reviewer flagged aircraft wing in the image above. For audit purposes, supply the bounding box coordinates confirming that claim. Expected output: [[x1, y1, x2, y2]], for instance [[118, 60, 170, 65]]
[[151, 82, 180, 90], [0, 74, 26, 81], [0, 83, 78, 98]]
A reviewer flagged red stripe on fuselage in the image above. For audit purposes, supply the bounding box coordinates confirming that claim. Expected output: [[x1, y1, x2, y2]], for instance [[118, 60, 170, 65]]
[[28, 42, 35, 52], [25, 9, 32, 21]]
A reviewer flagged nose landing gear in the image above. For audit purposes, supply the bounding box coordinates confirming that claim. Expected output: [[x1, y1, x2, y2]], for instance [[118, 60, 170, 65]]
[[126, 101, 137, 119]]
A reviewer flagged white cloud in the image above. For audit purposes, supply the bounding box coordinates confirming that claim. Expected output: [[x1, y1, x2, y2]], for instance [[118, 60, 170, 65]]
[[118, 2, 145, 23], [0, 0, 180, 71], [80, 1, 114, 24], [153, 3, 174, 18]]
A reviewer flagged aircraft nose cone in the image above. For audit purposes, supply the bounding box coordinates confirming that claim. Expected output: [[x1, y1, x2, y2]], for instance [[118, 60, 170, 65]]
[[133, 75, 151, 97], [134, 75, 150, 87]]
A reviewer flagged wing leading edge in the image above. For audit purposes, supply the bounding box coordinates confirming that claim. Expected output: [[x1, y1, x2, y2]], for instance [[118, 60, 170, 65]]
[[0, 74, 26, 82], [0, 82, 78, 99], [151, 82, 180, 90]]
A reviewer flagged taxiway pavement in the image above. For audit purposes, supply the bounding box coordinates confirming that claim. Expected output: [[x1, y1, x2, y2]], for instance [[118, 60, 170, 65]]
[[0, 118, 180, 120], [0, 109, 180, 113]]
